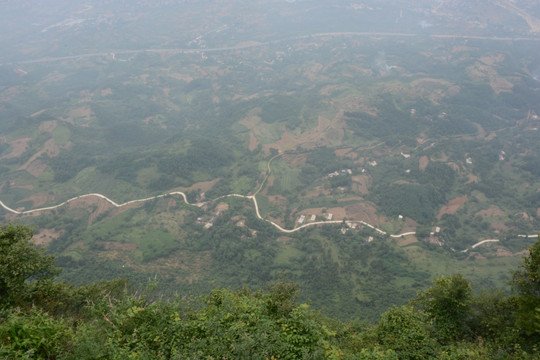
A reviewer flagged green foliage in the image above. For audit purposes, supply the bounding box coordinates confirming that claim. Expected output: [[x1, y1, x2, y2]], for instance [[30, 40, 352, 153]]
[[413, 275, 472, 343], [374, 183, 444, 224], [0, 308, 71, 360], [373, 306, 437, 360], [0, 224, 539, 359], [512, 237, 540, 342], [0, 224, 59, 308]]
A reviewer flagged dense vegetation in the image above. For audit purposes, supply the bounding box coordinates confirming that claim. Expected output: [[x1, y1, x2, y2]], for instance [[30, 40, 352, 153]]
[[1, 223, 539, 359]]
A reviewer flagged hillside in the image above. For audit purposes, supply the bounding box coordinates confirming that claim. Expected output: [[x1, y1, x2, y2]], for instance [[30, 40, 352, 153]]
[[1, 224, 539, 359], [0, 0, 540, 320]]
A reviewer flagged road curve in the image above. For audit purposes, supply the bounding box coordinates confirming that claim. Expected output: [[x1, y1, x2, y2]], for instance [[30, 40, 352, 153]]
[[2, 191, 536, 252], [1, 190, 407, 236]]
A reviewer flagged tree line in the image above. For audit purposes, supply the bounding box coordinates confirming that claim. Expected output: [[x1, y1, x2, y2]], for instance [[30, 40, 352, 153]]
[[0, 223, 539, 359]]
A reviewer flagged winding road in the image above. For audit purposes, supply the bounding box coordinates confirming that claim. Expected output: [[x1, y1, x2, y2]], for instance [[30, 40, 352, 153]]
[[1, 30, 538, 248], [1, 153, 535, 251]]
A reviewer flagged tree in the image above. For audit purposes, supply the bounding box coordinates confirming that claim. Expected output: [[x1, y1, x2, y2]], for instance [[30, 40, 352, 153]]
[[0, 223, 59, 308], [413, 274, 472, 343], [512, 237, 540, 339], [374, 305, 437, 360]]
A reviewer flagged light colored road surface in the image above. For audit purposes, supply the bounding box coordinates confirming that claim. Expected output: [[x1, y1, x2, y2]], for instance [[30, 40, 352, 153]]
[[1, 191, 536, 252], [2, 31, 540, 66]]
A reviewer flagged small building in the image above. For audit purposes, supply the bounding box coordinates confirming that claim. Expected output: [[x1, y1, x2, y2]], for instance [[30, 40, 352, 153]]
[[310, 214, 316, 222], [298, 215, 305, 224], [326, 213, 333, 220]]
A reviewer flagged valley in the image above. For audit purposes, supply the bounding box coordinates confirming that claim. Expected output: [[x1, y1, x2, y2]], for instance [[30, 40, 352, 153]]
[[1, 0, 540, 320]]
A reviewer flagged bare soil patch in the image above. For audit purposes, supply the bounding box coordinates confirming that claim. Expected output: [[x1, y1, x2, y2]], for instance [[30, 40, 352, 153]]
[[300, 206, 346, 221], [31, 228, 62, 247], [399, 217, 419, 233], [64, 106, 93, 126], [335, 148, 357, 159], [65, 195, 114, 225], [39, 120, 57, 133], [352, 175, 370, 194], [248, 132, 259, 151], [299, 187, 330, 199], [477, 206, 506, 219], [169, 73, 193, 82], [344, 202, 383, 226], [496, 247, 514, 257], [268, 195, 288, 207], [167, 198, 177, 211], [1, 138, 31, 159], [319, 84, 344, 96], [103, 241, 138, 252], [490, 221, 509, 231], [25, 160, 48, 178], [490, 77, 513, 93], [101, 88, 112, 96], [215, 202, 229, 213], [437, 195, 468, 219], [282, 153, 307, 167], [18, 192, 55, 208], [276, 236, 293, 244], [338, 196, 364, 203], [397, 236, 418, 247], [185, 178, 221, 193], [466, 174, 479, 184], [419, 155, 429, 170], [302, 62, 324, 82], [263, 112, 346, 153], [18, 138, 60, 177]]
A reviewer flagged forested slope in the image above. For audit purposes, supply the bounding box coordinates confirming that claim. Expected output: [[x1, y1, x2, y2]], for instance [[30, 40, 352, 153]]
[[1, 223, 538, 359]]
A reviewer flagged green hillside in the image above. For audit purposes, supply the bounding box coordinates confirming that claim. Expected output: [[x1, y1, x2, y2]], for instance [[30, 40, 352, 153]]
[[1, 224, 539, 359], [1, 0, 540, 323]]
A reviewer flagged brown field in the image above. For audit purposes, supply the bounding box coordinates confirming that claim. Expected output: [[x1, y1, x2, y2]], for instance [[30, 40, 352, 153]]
[[25, 160, 48, 177], [281, 153, 307, 167], [101, 88, 112, 96], [17, 138, 60, 177], [490, 221, 509, 231], [268, 194, 288, 207], [64, 106, 93, 126], [31, 228, 62, 247], [1, 138, 31, 159], [477, 205, 506, 219], [344, 202, 383, 226], [18, 191, 56, 208], [184, 178, 221, 193], [419, 155, 429, 170], [397, 236, 418, 247], [437, 195, 468, 219], [248, 132, 259, 151], [352, 175, 370, 194], [466, 174, 479, 184], [263, 112, 346, 153], [300, 206, 347, 220], [39, 120, 57, 133]]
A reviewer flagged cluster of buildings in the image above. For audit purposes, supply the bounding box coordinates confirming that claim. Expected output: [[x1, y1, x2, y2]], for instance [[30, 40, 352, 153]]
[[297, 212, 333, 224]]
